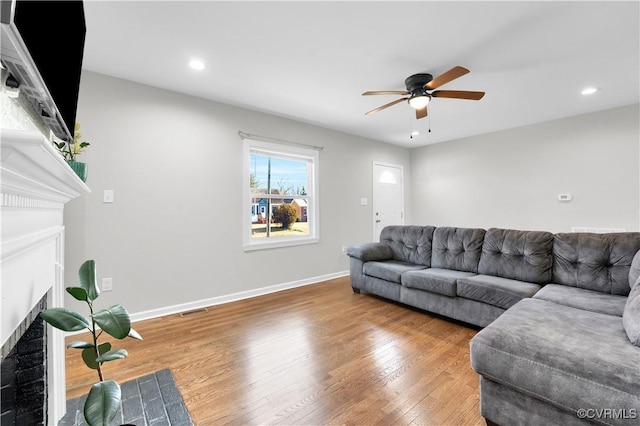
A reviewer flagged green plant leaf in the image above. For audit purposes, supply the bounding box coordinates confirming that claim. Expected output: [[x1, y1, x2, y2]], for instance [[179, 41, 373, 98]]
[[66, 286, 88, 302], [82, 342, 111, 370], [96, 348, 128, 363], [67, 341, 94, 349], [93, 305, 131, 339], [79, 260, 100, 302], [40, 308, 90, 332], [128, 327, 143, 340], [80, 142, 90, 147], [84, 380, 121, 426]]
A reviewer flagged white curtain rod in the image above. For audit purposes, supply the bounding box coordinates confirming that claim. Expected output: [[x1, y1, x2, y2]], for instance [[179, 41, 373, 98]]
[[238, 131, 324, 151]]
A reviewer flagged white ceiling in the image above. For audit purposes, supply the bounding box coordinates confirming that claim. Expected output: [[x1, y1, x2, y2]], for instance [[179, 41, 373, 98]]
[[82, 1, 640, 148]]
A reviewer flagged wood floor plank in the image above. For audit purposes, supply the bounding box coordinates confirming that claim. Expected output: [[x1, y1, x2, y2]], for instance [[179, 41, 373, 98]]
[[64, 277, 483, 425]]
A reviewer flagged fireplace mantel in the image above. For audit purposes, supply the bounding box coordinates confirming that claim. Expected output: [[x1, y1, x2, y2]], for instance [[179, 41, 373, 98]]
[[1, 128, 90, 424]]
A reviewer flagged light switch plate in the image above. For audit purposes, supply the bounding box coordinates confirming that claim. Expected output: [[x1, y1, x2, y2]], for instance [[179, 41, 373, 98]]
[[103, 190, 114, 203], [102, 278, 113, 291]]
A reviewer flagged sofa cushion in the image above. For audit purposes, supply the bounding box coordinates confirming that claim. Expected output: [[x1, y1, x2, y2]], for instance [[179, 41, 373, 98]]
[[533, 284, 627, 317], [553, 232, 640, 296], [457, 275, 542, 310], [379, 225, 435, 266], [623, 277, 640, 346], [478, 228, 553, 284], [471, 298, 640, 423], [401, 268, 476, 297], [431, 227, 485, 273], [346, 242, 393, 261], [629, 249, 640, 289], [362, 260, 425, 284]]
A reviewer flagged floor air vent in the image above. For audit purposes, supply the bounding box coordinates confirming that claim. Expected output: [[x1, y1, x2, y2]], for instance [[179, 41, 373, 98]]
[[179, 308, 209, 317]]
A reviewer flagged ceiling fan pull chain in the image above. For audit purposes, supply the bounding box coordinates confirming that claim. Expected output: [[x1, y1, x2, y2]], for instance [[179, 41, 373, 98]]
[[409, 111, 414, 139]]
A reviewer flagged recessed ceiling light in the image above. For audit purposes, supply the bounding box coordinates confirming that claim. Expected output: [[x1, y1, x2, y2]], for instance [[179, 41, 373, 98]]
[[189, 60, 205, 70], [581, 87, 598, 95]]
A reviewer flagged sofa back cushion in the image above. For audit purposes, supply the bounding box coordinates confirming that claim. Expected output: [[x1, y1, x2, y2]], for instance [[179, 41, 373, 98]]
[[553, 232, 640, 295], [380, 226, 436, 266], [431, 227, 486, 273], [478, 228, 554, 284]]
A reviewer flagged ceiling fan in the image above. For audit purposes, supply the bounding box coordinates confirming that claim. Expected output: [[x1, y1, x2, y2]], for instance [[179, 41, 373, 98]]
[[362, 66, 485, 119]]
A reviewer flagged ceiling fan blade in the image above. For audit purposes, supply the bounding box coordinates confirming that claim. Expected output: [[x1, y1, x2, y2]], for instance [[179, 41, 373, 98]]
[[425, 66, 470, 90], [415, 106, 428, 119], [362, 90, 409, 96], [431, 90, 485, 100], [365, 98, 408, 115]]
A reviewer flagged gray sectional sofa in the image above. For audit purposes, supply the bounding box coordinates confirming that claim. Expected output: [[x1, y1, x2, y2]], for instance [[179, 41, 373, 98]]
[[347, 225, 640, 426]]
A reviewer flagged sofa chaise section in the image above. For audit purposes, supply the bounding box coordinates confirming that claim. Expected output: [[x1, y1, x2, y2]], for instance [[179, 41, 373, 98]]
[[471, 298, 640, 426], [470, 232, 640, 425]]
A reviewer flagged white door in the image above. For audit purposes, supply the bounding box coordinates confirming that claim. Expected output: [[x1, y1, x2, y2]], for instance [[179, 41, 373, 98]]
[[372, 162, 404, 241]]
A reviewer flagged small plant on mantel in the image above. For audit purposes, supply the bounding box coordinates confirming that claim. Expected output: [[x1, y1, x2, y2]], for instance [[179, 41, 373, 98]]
[[40, 260, 142, 426], [53, 122, 90, 161], [53, 122, 90, 181]]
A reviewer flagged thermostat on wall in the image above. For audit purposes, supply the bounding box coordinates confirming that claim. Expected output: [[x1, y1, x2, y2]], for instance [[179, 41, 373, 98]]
[[558, 194, 573, 202]]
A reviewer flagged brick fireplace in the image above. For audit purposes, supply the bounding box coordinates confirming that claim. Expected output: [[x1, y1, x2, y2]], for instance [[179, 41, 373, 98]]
[[1, 296, 47, 424], [1, 128, 90, 424]]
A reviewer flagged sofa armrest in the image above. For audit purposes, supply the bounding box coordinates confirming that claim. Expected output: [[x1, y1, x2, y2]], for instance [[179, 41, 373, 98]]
[[346, 242, 393, 261]]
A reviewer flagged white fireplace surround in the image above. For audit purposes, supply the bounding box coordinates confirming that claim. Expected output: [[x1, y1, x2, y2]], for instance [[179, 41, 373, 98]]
[[1, 128, 90, 424]]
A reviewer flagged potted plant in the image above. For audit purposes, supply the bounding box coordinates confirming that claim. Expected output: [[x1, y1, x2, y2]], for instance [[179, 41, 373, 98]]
[[53, 122, 90, 181], [40, 260, 142, 426]]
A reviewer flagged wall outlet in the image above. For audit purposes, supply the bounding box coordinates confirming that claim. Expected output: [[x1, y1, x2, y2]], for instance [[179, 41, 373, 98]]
[[102, 277, 113, 291]]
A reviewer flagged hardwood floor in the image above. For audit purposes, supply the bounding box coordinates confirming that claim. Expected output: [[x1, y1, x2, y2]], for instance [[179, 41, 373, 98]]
[[64, 277, 484, 425]]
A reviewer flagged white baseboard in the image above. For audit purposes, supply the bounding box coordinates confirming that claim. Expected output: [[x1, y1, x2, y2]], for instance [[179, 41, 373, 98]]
[[128, 270, 349, 323]]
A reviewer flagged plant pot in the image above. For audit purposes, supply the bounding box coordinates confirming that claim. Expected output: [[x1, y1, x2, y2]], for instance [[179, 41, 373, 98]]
[[68, 161, 88, 182]]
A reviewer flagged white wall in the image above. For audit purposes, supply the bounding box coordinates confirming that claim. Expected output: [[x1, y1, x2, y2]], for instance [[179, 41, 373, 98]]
[[67, 72, 639, 317], [410, 104, 640, 233], [64, 71, 411, 316]]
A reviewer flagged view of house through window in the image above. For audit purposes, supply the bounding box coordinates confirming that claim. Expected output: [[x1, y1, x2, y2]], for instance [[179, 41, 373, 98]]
[[243, 137, 319, 250], [250, 152, 309, 238]]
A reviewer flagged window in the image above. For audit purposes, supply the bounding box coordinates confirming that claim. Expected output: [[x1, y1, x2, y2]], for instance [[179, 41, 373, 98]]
[[243, 137, 319, 250]]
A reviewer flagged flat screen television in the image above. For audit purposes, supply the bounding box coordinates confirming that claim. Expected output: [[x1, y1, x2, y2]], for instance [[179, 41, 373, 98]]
[[1, 0, 86, 141]]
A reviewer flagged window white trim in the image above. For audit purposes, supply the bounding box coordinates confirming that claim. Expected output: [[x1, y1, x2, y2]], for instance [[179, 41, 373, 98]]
[[243, 138, 319, 251]]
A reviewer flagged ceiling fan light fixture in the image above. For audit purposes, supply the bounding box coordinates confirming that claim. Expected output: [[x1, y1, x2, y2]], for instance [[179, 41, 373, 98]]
[[408, 93, 431, 109], [189, 59, 205, 70]]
